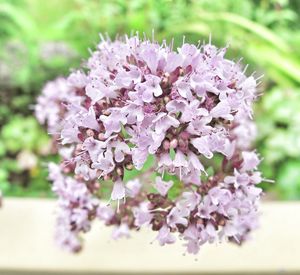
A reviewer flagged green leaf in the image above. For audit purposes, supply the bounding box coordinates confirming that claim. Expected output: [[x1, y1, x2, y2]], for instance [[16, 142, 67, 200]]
[[0, 3, 38, 40], [169, 148, 176, 160], [197, 11, 290, 53], [277, 161, 300, 200], [123, 155, 155, 181]]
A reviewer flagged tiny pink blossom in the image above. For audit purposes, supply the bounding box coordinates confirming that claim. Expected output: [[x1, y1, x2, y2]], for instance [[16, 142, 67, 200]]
[[154, 177, 173, 196]]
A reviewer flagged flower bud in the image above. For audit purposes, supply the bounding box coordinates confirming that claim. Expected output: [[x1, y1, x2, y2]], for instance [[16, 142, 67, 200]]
[[102, 110, 111, 116], [170, 138, 178, 149], [103, 174, 111, 181], [163, 96, 170, 104], [163, 139, 170, 150], [98, 133, 106, 141], [116, 167, 124, 177], [86, 129, 94, 137], [125, 163, 133, 170]]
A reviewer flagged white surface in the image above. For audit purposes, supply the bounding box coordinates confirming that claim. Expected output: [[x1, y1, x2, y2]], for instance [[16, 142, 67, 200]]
[[0, 198, 299, 274]]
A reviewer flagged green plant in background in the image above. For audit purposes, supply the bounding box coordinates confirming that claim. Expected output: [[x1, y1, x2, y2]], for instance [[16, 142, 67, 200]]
[[2, 0, 300, 91], [0, 116, 55, 197], [256, 89, 300, 199], [0, 0, 300, 199]]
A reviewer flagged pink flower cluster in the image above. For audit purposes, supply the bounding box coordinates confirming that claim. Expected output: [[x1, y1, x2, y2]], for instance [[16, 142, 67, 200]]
[[36, 35, 264, 254]]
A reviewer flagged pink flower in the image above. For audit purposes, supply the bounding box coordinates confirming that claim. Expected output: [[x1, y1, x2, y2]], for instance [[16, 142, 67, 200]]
[[137, 75, 162, 103], [241, 151, 260, 172], [183, 225, 201, 254], [166, 205, 189, 228], [126, 179, 142, 197], [156, 225, 176, 246], [111, 179, 126, 201], [154, 177, 173, 196], [112, 223, 130, 240], [133, 202, 153, 227], [191, 136, 213, 159], [100, 110, 127, 137], [97, 203, 114, 222], [86, 81, 116, 103], [179, 191, 201, 211]]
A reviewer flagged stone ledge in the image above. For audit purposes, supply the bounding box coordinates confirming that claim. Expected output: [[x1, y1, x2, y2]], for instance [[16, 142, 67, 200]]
[[0, 198, 299, 274]]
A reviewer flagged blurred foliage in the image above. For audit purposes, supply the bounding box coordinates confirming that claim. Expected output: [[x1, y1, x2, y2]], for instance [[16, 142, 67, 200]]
[[0, 116, 56, 197], [0, 0, 300, 199], [256, 89, 300, 199]]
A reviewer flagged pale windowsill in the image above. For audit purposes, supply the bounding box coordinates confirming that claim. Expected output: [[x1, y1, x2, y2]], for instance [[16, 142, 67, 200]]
[[0, 198, 299, 274]]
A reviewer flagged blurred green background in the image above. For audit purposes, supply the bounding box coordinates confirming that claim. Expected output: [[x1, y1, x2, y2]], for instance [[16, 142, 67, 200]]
[[0, 0, 299, 199]]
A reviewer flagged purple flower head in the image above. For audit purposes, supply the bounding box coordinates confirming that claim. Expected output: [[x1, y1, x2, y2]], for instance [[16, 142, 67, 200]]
[[36, 34, 266, 255]]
